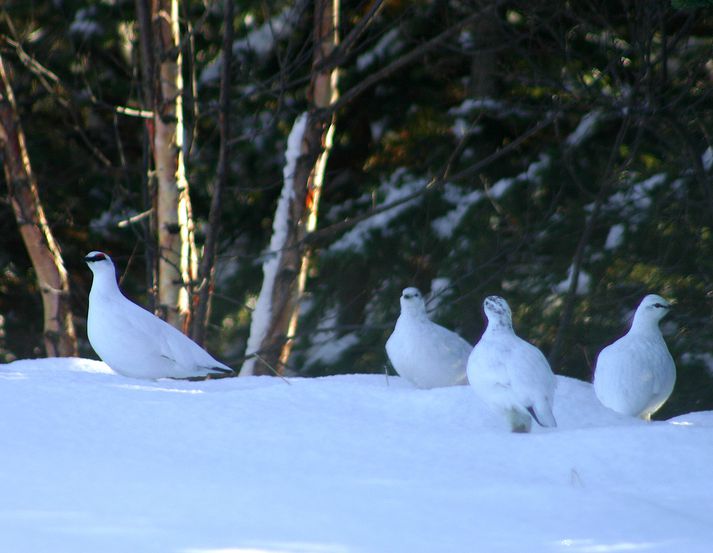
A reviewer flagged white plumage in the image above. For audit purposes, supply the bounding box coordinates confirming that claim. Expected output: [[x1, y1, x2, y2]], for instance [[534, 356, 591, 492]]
[[85, 251, 234, 379], [467, 296, 557, 433], [593, 294, 676, 420], [385, 287, 470, 388]]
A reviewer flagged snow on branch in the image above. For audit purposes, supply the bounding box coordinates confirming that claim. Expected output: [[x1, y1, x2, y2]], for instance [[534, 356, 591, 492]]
[[200, 5, 303, 84], [328, 169, 425, 254]]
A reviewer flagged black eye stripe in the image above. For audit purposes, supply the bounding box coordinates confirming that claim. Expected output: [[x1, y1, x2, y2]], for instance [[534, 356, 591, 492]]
[[85, 253, 106, 262]]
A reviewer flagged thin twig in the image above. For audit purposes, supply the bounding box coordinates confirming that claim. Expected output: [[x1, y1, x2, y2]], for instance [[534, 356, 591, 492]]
[[252, 353, 292, 384], [118, 209, 153, 228]]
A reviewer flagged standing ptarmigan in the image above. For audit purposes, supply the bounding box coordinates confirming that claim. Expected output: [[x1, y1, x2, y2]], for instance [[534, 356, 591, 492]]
[[593, 294, 676, 420], [467, 296, 557, 433], [85, 251, 234, 379], [385, 287, 471, 388]]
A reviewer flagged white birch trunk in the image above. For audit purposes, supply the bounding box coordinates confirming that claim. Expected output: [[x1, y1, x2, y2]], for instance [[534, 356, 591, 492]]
[[153, 0, 197, 330]]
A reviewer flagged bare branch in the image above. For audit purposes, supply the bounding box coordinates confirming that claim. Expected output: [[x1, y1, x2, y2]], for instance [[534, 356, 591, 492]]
[[191, 0, 234, 344], [326, 1, 506, 117], [304, 111, 558, 247]]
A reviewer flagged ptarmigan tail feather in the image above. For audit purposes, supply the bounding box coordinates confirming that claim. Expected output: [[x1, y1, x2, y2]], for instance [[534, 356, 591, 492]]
[[210, 365, 235, 374], [527, 404, 557, 428], [177, 365, 236, 381]]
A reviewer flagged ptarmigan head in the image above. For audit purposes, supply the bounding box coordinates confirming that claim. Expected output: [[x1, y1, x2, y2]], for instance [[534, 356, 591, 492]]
[[84, 251, 116, 277], [400, 287, 427, 316], [483, 295, 513, 330], [634, 294, 671, 324]]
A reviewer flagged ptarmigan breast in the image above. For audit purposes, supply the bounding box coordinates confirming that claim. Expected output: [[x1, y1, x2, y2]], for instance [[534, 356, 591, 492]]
[[385, 287, 471, 388], [593, 294, 676, 420]]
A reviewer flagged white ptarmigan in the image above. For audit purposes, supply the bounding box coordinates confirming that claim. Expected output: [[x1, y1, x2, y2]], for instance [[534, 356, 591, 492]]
[[593, 294, 676, 420], [85, 251, 234, 379], [385, 287, 471, 388], [467, 296, 557, 433]]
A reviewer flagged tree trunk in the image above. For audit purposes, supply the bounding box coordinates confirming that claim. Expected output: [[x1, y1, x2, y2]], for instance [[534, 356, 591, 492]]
[[469, 2, 498, 98], [151, 0, 198, 331], [279, 0, 340, 370], [135, 0, 158, 313], [241, 0, 339, 376], [0, 55, 78, 357], [190, 0, 233, 345]]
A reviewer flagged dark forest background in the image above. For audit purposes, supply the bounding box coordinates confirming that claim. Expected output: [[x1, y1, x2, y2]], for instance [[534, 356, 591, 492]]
[[1, 0, 712, 418]]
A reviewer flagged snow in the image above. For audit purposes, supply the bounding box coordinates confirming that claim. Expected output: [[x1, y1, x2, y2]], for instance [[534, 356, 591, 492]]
[[307, 332, 359, 366], [566, 110, 602, 147], [432, 156, 550, 239], [448, 98, 530, 118], [605, 223, 625, 250], [89, 207, 138, 237], [681, 352, 713, 377], [599, 173, 667, 223], [356, 28, 402, 71], [200, 6, 301, 84], [69, 8, 102, 38], [1, 357, 713, 553], [432, 186, 483, 238], [329, 170, 424, 254], [305, 307, 359, 367], [426, 277, 451, 311], [555, 264, 592, 295], [370, 119, 386, 141], [240, 113, 307, 376], [702, 146, 713, 171]]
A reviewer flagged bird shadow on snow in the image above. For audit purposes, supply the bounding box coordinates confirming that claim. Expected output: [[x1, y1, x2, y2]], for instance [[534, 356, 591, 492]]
[[0, 357, 283, 394]]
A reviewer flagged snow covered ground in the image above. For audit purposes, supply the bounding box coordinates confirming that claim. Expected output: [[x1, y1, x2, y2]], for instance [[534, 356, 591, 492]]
[[1, 358, 712, 553]]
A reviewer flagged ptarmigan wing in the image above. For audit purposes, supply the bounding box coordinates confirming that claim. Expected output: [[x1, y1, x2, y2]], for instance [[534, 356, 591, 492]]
[[428, 323, 472, 368], [468, 336, 519, 411], [469, 334, 556, 427], [111, 294, 232, 376], [505, 337, 557, 427]]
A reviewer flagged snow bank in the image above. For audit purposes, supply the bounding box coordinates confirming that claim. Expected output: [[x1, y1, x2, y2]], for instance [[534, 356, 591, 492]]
[[1, 357, 712, 553]]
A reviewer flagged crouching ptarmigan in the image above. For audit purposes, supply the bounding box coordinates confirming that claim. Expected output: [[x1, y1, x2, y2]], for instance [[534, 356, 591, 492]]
[[85, 251, 234, 379], [593, 294, 676, 420], [467, 296, 557, 433], [385, 287, 471, 388]]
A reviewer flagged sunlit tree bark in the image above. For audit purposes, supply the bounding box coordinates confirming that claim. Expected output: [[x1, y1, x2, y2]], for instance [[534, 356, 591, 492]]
[[0, 55, 77, 357], [141, 0, 198, 330], [243, 0, 339, 375]]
